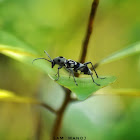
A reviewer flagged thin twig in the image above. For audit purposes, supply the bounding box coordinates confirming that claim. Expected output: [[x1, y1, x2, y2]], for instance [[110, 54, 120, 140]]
[[35, 111, 42, 140], [51, 0, 99, 138], [40, 102, 57, 114], [80, 0, 99, 64], [51, 88, 71, 138], [75, 0, 99, 77]]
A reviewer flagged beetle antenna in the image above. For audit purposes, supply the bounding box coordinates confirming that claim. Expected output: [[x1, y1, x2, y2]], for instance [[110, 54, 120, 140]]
[[44, 50, 53, 62], [32, 58, 52, 64]]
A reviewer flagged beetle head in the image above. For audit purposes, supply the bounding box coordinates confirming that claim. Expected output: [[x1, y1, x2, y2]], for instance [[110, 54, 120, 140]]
[[51, 60, 55, 68]]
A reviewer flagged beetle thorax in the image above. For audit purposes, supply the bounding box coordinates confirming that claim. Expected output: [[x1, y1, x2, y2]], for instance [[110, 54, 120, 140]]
[[53, 56, 67, 66]]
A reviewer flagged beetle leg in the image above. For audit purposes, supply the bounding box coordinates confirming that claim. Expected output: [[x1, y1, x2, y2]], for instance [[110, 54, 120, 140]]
[[55, 66, 63, 81], [69, 70, 78, 86], [69, 72, 71, 79], [84, 62, 105, 79], [90, 74, 100, 86]]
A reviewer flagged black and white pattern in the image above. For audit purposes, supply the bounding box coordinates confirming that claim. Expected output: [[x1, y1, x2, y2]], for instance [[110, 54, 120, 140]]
[[33, 51, 104, 86]]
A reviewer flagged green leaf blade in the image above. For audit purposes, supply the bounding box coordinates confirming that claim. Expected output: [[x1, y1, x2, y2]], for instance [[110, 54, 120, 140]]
[[95, 89, 140, 97], [98, 42, 140, 66], [49, 75, 116, 100], [0, 31, 117, 99], [0, 31, 55, 74]]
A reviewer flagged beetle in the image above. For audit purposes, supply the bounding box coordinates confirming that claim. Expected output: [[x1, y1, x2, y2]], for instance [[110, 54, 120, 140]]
[[32, 50, 103, 86]]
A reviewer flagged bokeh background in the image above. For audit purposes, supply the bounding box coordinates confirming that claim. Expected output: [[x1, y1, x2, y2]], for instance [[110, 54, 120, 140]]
[[0, 0, 140, 140]]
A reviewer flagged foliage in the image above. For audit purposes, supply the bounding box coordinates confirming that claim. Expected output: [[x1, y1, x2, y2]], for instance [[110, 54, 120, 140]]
[[0, 0, 140, 140]]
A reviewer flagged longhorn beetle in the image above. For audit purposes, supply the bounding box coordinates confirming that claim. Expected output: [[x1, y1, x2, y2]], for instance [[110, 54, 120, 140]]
[[32, 50, 103, 86]]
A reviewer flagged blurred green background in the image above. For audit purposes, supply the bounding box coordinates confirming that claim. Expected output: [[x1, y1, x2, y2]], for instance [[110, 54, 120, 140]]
[[0, 0, 140, 140]]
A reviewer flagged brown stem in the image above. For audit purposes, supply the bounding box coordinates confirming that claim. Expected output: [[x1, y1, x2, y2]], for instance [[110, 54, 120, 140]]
[[80, 0, 99, 64], [35, 102, 57, 140], [40, 102, 57, 114], [51, 0, 99, 138], [35, 111, 42, 140], [51, 88, 71, 138]]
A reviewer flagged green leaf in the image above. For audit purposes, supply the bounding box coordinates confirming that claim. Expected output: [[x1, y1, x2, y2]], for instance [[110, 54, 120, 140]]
[[0, 31, 116, 99], [95, 89, 140, 97], [0, 30, 54, 74], [97, 42, 140, 66], [49, 75, 116, 100]]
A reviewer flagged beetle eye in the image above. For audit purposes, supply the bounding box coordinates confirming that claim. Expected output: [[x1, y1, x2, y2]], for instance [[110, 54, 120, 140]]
[[58, 59, 60, 62]]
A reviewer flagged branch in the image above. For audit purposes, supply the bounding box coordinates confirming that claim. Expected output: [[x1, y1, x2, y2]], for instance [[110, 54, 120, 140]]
[[40, 102, 57, 114], [35, 111, 42, 140], [75, 0, 99, 77], [80, 0, 99, 63], [51, 88, 71, 137], [50, 0, 99, 138]]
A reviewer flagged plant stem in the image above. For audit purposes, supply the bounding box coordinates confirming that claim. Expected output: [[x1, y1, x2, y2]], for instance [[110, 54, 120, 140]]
[[40, 102, 57, 114], [80, 0, 99, 64], [35, 111, 42, 140], [51, 89, 71, 138], [51, 0, 99, 138]]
